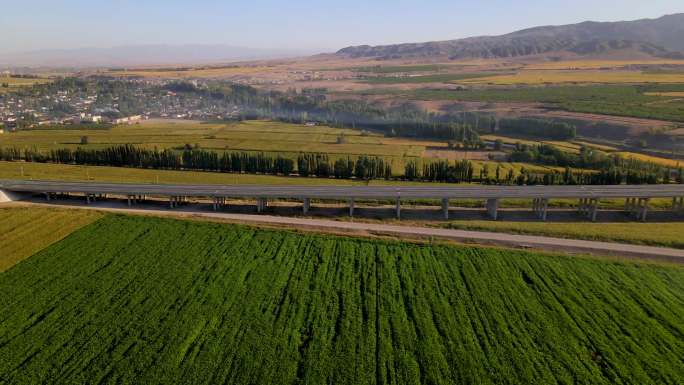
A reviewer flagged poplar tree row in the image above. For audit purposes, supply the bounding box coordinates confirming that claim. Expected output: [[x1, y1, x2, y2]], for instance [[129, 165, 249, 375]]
[[1, 145, 393, 180], [297, 153, 392, 179]]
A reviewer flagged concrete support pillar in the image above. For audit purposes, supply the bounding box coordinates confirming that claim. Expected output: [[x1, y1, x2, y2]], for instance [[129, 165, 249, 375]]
[[637, 198, 650, 222], [441, 198, 450, 220], [212, 197, 218, 211], [589, 198, 599, 222], [86, 194, 90, 205], [169, 196, 175, 209], [349, 198, 355, 217], [533, 198, 545, 219], [303, 198, 310, 215], [215, 197, 228, 211], [257, 198, 267, 213], [127, 196, 132, 207], [540, 198, 549, 221], [395, 198, 401, 220], [486, 198, 499, 220], [673, 197, 684, 213], [44, 192, 51, 201]]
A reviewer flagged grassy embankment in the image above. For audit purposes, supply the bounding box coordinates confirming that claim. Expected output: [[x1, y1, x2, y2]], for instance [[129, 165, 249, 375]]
[[443, 220, 684, 249], [0, 214, 683, 384]]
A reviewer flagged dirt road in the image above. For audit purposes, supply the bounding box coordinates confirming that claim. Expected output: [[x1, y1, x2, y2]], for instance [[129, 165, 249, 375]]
[[13, 200, 684, 264]]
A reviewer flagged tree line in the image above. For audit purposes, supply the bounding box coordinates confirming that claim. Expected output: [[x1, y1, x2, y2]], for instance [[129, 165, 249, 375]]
[[498, 118, 576, 140], [0, 145, 392, 181], [2, 144, 682, 185], [511, 143, 669, 172]]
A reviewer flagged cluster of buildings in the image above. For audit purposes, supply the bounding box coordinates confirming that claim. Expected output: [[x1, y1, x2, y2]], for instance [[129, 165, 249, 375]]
[[0, 79, 244, 131]]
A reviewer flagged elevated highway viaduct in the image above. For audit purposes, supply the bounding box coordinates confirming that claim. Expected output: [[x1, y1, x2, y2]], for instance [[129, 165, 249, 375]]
[[2, 180, 684, 222]]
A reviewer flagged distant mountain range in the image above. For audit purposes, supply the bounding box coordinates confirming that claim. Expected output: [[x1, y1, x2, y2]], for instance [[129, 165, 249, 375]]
[[0, 44, 313, 68], [337, 14, 684, 60]]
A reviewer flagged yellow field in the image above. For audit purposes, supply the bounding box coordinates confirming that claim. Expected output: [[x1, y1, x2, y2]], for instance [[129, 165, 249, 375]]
[[105, 66, 269, 78], [480, 135, 539, 146], [0, 119, 426, 156], [644, 92, 684, 97], [0, 76, 50, 92], [481, 134, 586, 154], [460, 70, 684, 85], [615, 152, 684, 168], [570, 140, 618, 152], [0, 206, 103, 272]]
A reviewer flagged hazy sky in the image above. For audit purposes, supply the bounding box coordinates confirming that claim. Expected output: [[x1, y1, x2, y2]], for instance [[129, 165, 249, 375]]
[[2, 0, 684, 53]]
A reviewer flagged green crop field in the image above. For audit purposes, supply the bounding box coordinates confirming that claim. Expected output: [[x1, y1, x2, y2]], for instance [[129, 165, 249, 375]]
[[1, 214, 683, 384], [0, 206, 102, 271], [411, 84, 684, 122]]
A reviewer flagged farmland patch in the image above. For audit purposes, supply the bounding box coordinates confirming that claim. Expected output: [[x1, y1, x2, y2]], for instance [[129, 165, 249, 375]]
[[0, 214, 683, 383]]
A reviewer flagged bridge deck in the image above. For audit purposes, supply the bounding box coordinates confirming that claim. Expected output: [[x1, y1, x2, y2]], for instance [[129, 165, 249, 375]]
[[3, 180, 684, 200]]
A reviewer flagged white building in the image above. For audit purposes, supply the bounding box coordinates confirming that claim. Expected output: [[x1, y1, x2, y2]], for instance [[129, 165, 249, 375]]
[[113, 115, 143, 125]]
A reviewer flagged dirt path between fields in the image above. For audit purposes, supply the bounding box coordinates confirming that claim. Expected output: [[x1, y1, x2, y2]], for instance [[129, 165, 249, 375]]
[[10, 200, 684, 264]]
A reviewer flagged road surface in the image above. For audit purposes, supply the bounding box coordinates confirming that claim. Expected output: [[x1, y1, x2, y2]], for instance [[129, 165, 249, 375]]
[[3, 179, 684, 199]]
